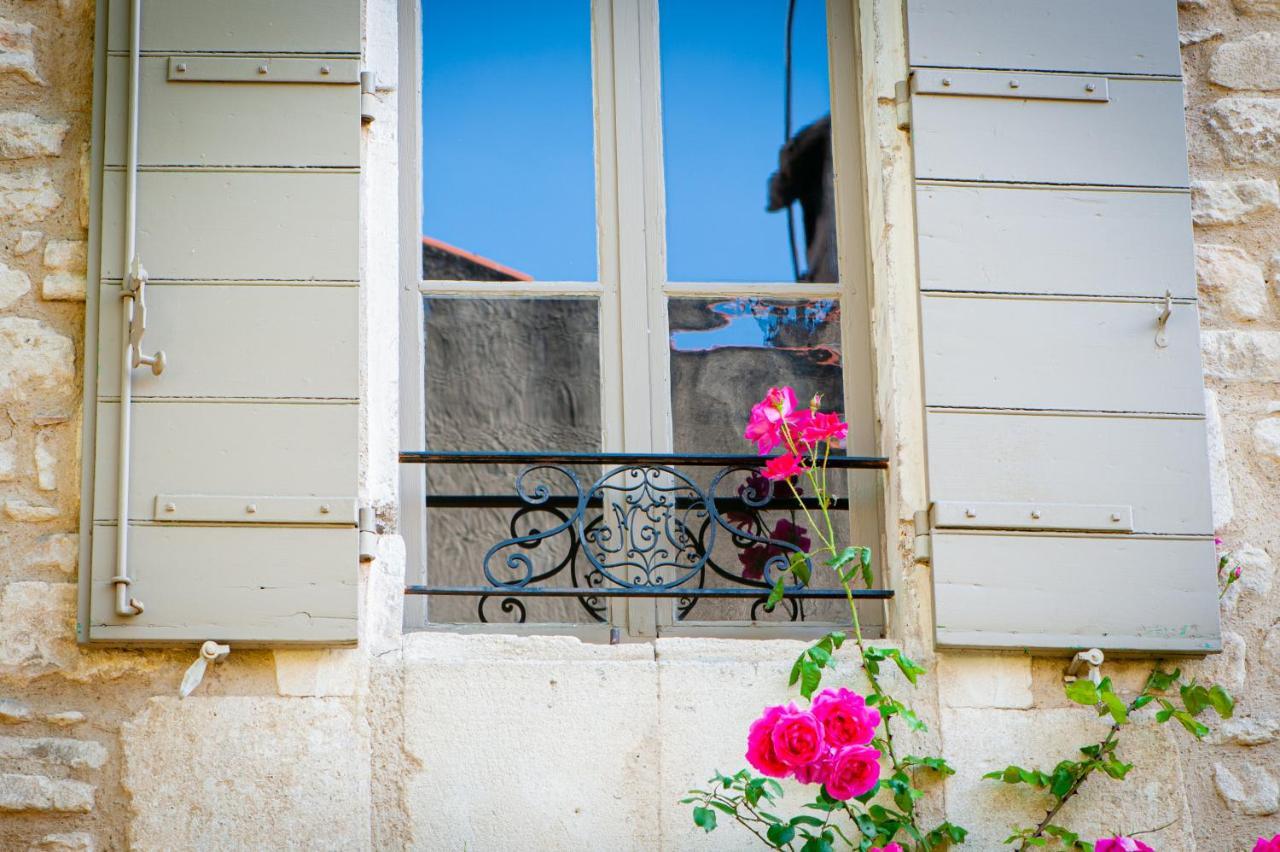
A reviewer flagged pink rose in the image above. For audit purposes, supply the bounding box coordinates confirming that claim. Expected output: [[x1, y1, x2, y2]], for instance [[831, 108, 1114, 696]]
[[1094, 838, 1154, 852], [770, 705, 826, 768], [745, 705, 791, 778], [869, 845, 904, 852], [811, 687, 881, 748], [825, 744, 881, 800], [762, 453, 805, 482], [1255, 837, 1280, 852], [793, 753, 830, 785], [797, 411, 849, 447], [743, 387, 802, 453]]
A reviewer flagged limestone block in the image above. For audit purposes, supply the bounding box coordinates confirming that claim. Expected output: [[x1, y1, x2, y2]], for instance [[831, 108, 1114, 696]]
[[0, 19, 42, 85], [0, 582, 76, 675], [1180, 0, 1208, 8], [40, 240, 87, 302], [1191, 179, 1279, 225], [0, 434, 17, 481], [0, 169, 60, 225], [28, 532, 76, 574], [0, 773, 93, 813], [4, 499, 59, 522], [1208, 717, 1280, 746], [1255, 416, 1280, 460], [1205, 390, 1234, 530], [0, 736, 107, 770], [940, 708, 1193, 850], [403, 633, 660, 851], [273, 648, 364, 696], [13, 230, 41, 255], [1209, 32, 1280, 90], [121, 697, 371, 851], [1233, 0, 1280, 14], [34, 425, 57, 490], [42, 711, 85, 727], [1214, 761, 1280, 815], [42, 239, 84, 271], [1201, 330, 1280, 382], [1196, 244, 1269, 322], [0, 318, 74, 403], [0, 262, 31, 310], [1265, 623, 1280, 672], [1224, 545, 1275, 603], [28, 833, 94, 852], [38, 273, 85, 301], [1199, 631, 1247, 693], [1209, 98, 1280, 166], [0, 697, 33, 723], [0, 112, 68, 160], [936, 653, 1032, 709], [1181, 27, 1223, 48]]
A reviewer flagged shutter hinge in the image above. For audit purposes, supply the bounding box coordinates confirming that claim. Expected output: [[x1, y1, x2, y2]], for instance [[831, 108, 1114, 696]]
[[894, 79, 911, 131], [358, 506, 378, 563], [912, 509, 931, 564], [360, 71, 378, 123]]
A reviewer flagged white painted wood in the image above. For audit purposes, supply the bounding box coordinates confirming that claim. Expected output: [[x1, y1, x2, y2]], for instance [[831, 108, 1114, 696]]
[[920, 295, 1206, 414], [108, 0, 360, 55], [926, 411, 1214, 536], [104, 57, 359, 168], [912, 78, 1189, 187], [97, 284, 358, 400], [166, 56, 360, 84], [932, 501, 1133, 533], [90, 524, 358, 643], [915, 184, 1194, 298], [906, 0, 1180, 77], [153, 495, 357, 524], [93, 401, 357, 521], [100, 170, 359, 281], [912, 69, 1109, 102], [932, 533, 1220, 653]]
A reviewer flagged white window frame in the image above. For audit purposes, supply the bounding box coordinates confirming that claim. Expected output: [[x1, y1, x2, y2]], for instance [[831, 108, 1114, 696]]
[[398, 0, 885, 639]]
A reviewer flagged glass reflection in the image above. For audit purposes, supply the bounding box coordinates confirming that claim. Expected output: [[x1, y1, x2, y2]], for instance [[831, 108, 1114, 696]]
[[660, 0, 835, 282], [422, 1, 596, 281]]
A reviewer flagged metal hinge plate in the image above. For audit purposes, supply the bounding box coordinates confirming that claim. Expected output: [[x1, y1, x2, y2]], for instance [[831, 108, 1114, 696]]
[[911, 68, 1110, 103], [153, 495, 357, 524], [913, 509, 931, 563], [168, 56, 360, 84], [931, 501, 1133, 533]]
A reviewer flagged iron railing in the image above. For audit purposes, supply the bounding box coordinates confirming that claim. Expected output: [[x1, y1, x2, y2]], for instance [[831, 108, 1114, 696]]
[[401, 451, 892, 623]]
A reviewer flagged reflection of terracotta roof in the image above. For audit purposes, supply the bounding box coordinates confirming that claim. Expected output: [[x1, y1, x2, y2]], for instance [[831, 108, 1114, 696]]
[[421, 236, 532, 281]]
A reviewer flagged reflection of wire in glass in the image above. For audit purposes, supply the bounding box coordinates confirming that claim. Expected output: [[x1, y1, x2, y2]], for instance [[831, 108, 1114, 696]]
[[784, 0, 801, 282], [669, 298, 838, 356]]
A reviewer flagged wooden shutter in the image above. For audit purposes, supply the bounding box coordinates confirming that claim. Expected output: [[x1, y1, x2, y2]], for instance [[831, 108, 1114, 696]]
[[905, 0, 1220, 653], [78, 0, 361, 644]]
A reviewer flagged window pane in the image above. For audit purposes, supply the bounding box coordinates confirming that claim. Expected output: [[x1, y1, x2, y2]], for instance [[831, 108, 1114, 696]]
[[424, 297, 603, 624], [660, 0, 835, 282], [669, 297, 843, 454], [422, 1, 596, 281]]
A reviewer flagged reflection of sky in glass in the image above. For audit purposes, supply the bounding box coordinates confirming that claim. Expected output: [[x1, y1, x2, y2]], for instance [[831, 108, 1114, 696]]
[[422, 1, 831, 283], [670, 298, 837, 352]]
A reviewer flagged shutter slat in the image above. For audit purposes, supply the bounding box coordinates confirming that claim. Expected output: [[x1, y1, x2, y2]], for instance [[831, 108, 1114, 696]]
[[921, 295, 1205, 414], [106, 0, 360, 54], [916, 185, 1195, 299], [906, 0, 1181, 77]]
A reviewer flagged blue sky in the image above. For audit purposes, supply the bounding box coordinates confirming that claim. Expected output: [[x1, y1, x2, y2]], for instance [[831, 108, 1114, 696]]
[[422, 0, 831, 282]]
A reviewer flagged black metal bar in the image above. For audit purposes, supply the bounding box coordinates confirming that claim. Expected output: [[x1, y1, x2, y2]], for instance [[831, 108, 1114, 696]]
[[400, 450, 889, 469], [423, 493, 851, 511], [406, 585, 893, 599]]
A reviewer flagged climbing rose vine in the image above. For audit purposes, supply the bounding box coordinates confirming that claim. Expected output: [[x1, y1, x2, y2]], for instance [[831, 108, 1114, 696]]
[[681, 387, 1240, 851]]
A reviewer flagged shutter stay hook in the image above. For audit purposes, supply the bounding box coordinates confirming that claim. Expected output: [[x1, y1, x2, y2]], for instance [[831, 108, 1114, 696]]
[[1155, 289, 1172, 348]]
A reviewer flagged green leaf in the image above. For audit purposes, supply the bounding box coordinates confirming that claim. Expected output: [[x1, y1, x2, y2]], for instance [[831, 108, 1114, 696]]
[[1064, 679, 1099, 706], [1180, 681, 1211, 716], [789, 815, 826, 828], [765, 576, 786, 612], [1208, 684, 1235, 719], [1146, 667, 1181, 692], [1100, 757, 1133, 780], [808, 645, 832, 667], [692, 806, 716, 833], [1172, 709, 1210, 739], [766, 824, 796, 847], [799, 836, 834, 852], [788, 551, 812, 586], [707, 799, 737, 816], [1050, 766, 1075, 798], [901, 754, 956, 776], [1100, 689, 1129, 726], [1132, 694, 1154, 711], [800, 659, 822, 699]]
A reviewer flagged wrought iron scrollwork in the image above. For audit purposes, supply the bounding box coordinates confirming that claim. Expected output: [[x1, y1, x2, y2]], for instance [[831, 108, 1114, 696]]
[[403, 451, 892, 624]]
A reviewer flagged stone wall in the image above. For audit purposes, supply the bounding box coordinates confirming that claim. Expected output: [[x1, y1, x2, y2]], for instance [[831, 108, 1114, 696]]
[[0, 0, 1276, 849]]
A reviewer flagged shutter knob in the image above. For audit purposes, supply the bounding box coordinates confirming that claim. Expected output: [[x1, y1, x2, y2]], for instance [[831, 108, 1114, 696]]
[[964, 508, 976, 518], [257, 65, 269, 75], [319, 504, 331, 514], [1030, 510, 1042, 519], [246, 503, 257, 514], [1008, 79, 1020, 89]]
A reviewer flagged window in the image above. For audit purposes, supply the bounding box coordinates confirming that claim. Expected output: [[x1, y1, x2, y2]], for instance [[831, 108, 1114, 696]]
[[403, 0, 881, 637]]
